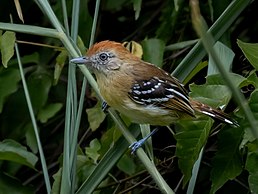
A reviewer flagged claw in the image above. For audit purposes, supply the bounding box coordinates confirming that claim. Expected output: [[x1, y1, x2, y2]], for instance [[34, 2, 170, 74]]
[[128, 128, 159, 154], [102, 101, 109, 113], [129, 139, 146, 154]]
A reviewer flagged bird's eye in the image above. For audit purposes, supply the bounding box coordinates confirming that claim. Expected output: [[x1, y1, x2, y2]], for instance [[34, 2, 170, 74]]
[[99, 53, 109, 61]]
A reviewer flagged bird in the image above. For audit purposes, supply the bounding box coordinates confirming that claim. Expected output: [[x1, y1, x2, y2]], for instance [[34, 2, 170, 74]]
[[71, 40, 238, 152]]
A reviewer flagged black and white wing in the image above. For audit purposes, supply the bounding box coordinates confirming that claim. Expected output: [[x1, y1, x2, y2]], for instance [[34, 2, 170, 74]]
[[128, 76, 195, 117]]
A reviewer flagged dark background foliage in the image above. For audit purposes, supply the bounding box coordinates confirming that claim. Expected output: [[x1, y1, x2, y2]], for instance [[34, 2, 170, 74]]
[[0, 0, 258, 193]]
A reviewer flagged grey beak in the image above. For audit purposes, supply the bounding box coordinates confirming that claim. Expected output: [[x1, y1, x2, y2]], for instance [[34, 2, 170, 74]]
[[70, 56, 90, 64]]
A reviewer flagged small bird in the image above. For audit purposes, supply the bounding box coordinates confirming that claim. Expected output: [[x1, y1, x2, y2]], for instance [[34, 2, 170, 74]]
[[71, 40, 238, 151]]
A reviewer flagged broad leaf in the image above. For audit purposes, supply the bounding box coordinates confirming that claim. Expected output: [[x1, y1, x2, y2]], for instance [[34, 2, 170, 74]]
[[0, 68, 21, 113], [7, 52, 40, 66], [25, 123, 38, 154], [190, 73, 246, 108], [0, 31, 16, 68], [246, 151, 258, 194], [103, 0, 128, 11], [142, 38, 165, 67], [0, 88, 31, 139], [27, 71, 52, 113], [208, 41, 235, 75], [0, 172, 34, 194], [85, 139, 101, 164], [99, 121, 122, 157], [237, 90, 258, 147], [0, 139, 38, 169], [54, 50, 68, 85], [248, 172, 258, 194], [237, 39, 258, 70], [37, 103, 63, 123], [117, 154, 136, 175], [175, 118, 213, 186], [86, 101, 106, 131], [51, 168, 62, 194], [77, 156, 97, 189], [210, 126, 243, 194]]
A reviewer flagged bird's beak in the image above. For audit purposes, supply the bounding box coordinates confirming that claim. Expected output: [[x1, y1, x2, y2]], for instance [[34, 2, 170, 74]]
[[70, 56, 91, 64]]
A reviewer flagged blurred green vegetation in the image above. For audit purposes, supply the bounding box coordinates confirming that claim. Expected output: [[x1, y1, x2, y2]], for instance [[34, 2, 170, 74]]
[[0, 0, 258, 193]]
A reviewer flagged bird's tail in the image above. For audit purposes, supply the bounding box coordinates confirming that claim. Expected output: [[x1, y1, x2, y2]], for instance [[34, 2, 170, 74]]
[[190, 99, 239, 127]]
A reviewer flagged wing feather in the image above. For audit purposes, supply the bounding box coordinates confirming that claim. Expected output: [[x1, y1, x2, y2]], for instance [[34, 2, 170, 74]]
[[128, 76, 195, 117]]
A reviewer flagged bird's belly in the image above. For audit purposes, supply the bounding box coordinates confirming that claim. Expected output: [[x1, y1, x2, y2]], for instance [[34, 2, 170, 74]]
[[99, 80, 180, 125], [113, 99, 179, 126]]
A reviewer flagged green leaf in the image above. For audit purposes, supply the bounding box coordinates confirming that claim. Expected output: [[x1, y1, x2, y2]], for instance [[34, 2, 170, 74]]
[[246, 151, 258, 174], [133, 0, 142, 20], [77, 155, 97, 186], [25, 122, 38, 154], [238, 90, 258, 147], [37, 103, 63, 123], [117, 154, 136, 175], [248, 172, 258, 194], [54, 50, 68, 85], [85, 139, 101, 164], [99, 122, 122, 156], [175, 119, 213, 186], [0, 31, 16, 68], [77, 36, 86, 55], [0, 172, 34, 194], [210, 126, 244, 194], [0, 68, 21, 113], [86, 101, 106, 131], [173, 0, 252, 82], [155, 1, 182, 42], [246, 90, 258, 119], [165, 39, 199, 51], [237, 39, 258, 70], [208, 41, 235, 75], [173, 0, 180, 11], [51, 168, 62, 194], [7, 52, 40, 67], [190, 74, 246, 108], [142, 38, 165, 68], [246, 151, 258, 194], [103, 0, 127, 11], [27, 71, 52, 113], [240, 128, 256, 149], [183, 61, 208, 85], [53, 156, 94, 194], [98, 117, 127, 156], [245, 71, 258, 89], [76, 124, 140, 194], [0, 139, 38, 169]]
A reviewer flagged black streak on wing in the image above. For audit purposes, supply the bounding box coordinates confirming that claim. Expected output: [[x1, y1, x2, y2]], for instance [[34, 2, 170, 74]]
[[128, 77, 195, 117]]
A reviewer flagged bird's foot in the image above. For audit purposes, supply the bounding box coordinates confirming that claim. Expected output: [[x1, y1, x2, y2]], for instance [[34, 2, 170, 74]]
[[129, 139, 146, 154], [129, 128, 159, 154]]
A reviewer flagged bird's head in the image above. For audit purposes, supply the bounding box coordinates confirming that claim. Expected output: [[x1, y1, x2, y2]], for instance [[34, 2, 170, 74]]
[[71, 40, 139, 75]]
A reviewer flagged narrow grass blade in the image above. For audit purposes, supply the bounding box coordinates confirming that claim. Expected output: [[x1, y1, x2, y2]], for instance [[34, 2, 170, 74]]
[[15, 42, 51, 194], [187, 148, 204, 194]]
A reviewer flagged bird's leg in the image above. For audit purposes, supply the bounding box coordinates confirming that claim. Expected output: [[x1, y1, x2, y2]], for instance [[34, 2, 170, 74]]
[[101, 101, 109, 113], [129, 128, 159, 154]]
